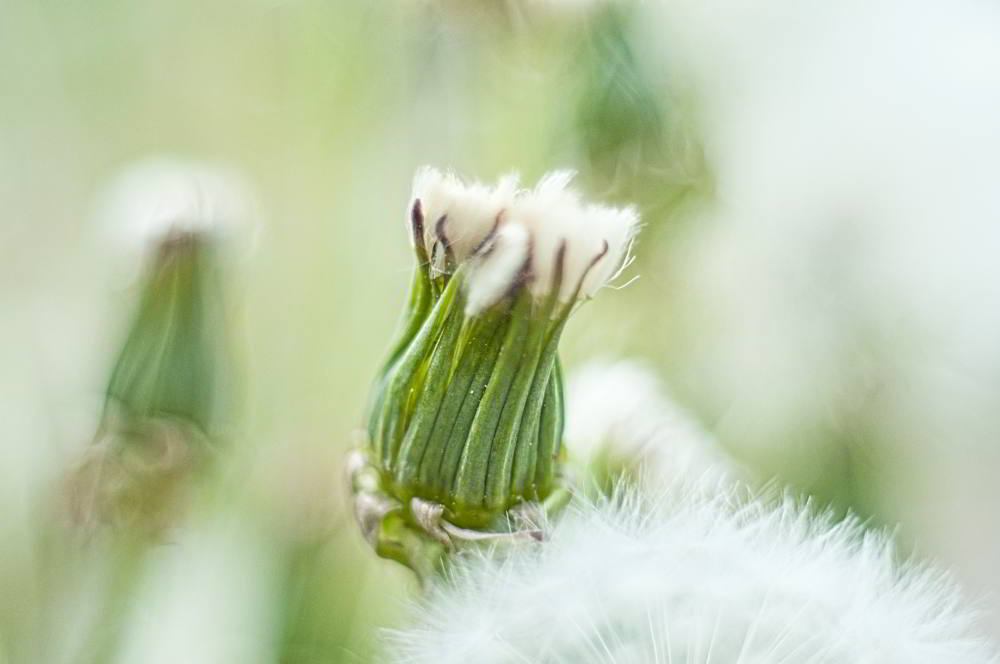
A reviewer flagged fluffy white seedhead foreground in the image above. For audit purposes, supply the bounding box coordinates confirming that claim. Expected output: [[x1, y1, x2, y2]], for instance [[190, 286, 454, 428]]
[[98, 156, 258, 265], [566, 359, 741, 489], [387, 488, 997, 664], [411, 167, 639, 314]]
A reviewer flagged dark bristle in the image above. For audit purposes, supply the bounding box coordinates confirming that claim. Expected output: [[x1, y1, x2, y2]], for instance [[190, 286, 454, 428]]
[[567, 240, 610, 302], [503, 237, 534, 301], [552, 240, 568, 293], [434, 214, 455, 266], [590, 240, 610, 269], [471, 215, 502, 257], [434, 215, 450, 248], [410, 198, 425, 247]]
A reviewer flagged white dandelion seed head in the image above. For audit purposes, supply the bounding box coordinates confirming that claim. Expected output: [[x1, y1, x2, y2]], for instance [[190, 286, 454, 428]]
[[566, 358, 741, 489], [98, 156, 258, 261], [386, 487, 997, 664]]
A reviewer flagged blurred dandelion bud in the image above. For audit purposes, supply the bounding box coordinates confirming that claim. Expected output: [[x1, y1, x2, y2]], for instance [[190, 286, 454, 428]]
[[354, 166, 639, 577], [388, 486, 998, 663], [566, 358, 743, 492], [67, 158, 254, 532], [575, 5, 665, 176]]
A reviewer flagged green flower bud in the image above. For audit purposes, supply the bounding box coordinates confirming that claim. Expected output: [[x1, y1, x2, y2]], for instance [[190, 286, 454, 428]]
[[357, 167, 639, 571], [69, 159, 251, 530]]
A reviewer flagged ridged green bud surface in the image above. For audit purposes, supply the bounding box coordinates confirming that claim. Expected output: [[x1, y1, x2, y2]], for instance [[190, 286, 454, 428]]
[[368, 260, 569, 529], [356, 167, 639, 575]]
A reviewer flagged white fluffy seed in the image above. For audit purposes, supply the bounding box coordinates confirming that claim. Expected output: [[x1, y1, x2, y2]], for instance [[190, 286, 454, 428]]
[[386, 487, 997, 664]]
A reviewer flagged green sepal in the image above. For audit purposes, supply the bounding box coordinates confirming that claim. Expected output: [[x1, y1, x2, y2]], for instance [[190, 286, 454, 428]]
[[366, 264, 433, 447], [450, 296, 533, 523], [374, 511, 446, 586], [392, 295, 466, 488], [415, 307, 508, 498], [509, 343, 556, 499], [483, 298, 560, 512], [428, 316, 508, 501], [374, 272, 464, 471], [535, 358, 565, 491]]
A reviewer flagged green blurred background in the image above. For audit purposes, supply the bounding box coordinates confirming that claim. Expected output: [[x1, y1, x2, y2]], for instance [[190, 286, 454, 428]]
[[3, 0, 1000, 661]]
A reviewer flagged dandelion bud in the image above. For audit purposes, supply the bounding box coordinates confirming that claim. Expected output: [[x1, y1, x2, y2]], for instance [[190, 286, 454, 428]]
[[358, 167, 639, 571], [68, 158, 251, 531]]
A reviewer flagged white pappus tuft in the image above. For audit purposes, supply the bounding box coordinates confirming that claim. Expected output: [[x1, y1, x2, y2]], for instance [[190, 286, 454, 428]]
[[566, 358, 742, 489], [508, 171, 639, 303], [410, 166, 639, 315], [386, 487, 997, 664], [463, 223, 531, 316], [97, 156, 258, 265], [411, 166, 520, 277]]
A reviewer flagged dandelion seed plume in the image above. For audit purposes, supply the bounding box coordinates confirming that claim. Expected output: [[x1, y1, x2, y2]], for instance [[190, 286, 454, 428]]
[[386, 487, 997, 664]]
